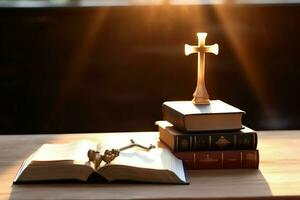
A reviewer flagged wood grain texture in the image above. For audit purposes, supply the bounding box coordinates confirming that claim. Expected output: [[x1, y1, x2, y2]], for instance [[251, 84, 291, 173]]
[[0, 131, 300, 200]]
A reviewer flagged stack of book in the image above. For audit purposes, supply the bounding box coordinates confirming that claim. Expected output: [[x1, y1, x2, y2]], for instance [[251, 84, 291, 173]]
[[156, 100, 259, 169]]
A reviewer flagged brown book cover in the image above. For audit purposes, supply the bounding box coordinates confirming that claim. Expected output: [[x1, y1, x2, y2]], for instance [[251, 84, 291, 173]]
[[174, 150, 259, 169]]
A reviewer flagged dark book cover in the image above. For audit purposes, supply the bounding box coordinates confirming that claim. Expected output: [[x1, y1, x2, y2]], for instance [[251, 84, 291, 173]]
[[157, 121, 257, 152]]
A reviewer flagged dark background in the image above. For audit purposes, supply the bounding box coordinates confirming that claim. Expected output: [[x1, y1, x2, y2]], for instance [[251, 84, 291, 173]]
[[1, 4, 300, 133]]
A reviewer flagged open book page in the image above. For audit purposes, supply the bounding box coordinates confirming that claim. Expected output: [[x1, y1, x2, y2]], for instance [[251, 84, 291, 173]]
[[14, 140, 96, 182], [96, 138, 187, 183], [15, 135, 187, 184], [30, 140, 96, 165], [110, 148, 186, 182]]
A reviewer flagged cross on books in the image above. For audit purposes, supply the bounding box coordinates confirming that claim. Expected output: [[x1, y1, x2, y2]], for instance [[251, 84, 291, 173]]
[[185, 33, 219, 104]]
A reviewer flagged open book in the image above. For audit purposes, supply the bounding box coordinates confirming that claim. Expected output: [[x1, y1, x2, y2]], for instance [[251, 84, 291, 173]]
[[14, 139, 188, 184]]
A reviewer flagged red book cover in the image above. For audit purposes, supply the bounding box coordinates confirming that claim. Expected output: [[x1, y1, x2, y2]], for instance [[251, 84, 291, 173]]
[[174, 150, 259, 169]]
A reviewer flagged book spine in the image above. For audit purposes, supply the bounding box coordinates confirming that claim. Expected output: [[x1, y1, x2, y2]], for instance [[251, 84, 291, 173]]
[[162, 104, 187, 132], [175, 150, 259, 169], [174, 132, 257, 152]]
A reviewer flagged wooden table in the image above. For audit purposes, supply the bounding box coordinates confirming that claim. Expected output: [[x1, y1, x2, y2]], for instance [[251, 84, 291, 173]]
[[1, 131, 300, 200]]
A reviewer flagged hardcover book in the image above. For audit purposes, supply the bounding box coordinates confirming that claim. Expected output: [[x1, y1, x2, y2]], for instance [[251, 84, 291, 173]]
[[156, 121, 257, 152], [174, 150, 259, 169], [14, 140, 188, 184], [162, 100, 245, 132]]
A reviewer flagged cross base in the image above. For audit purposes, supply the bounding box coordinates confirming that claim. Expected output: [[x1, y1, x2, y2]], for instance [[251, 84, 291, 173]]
[[192, 97, 210, 105]]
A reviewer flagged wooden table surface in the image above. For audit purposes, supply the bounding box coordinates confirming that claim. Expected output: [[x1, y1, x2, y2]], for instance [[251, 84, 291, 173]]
[[1, 131, 300, 200]]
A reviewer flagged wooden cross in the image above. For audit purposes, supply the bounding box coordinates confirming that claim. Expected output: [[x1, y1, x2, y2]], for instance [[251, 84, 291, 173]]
[[185, 33, 219, 104]]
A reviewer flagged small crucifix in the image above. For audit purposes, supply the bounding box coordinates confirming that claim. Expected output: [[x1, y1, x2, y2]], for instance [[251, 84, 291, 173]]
[[185, 32, 219, 104], [88, 139, 155, 169]]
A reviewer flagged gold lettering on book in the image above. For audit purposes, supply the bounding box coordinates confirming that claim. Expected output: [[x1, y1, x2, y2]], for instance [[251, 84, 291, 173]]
[[215, 136, 231, 149], [199, 154, 219, 162]]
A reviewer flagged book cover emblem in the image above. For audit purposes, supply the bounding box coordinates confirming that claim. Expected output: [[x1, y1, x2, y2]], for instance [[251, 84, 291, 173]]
[[215, 136, 231, 149]]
